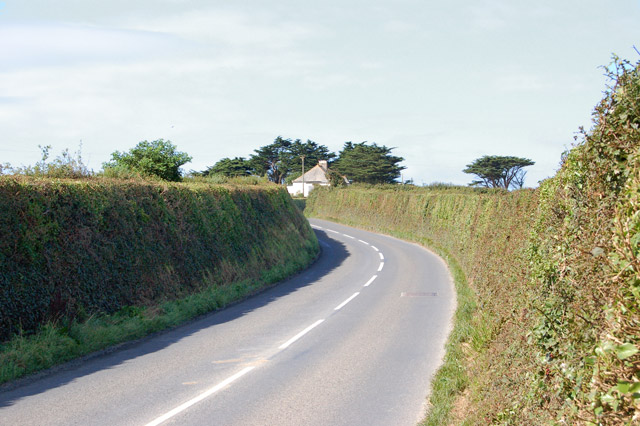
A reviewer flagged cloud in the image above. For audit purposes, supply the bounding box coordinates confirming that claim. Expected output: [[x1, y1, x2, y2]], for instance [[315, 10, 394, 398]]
[[123, 8, 322, 49], [0, 22, 189, 71]]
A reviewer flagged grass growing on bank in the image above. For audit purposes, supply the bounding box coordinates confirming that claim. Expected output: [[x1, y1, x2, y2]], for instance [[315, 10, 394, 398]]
[[305, 186, 539, 424], [418, 245, 475, 425], [0, 177, 319, 385], [0, 251, 316, 385]]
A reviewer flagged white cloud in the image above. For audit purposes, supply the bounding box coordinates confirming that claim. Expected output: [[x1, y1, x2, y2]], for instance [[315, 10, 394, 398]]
[[0, 22, 190, 71], [123, 8, 322, 49]]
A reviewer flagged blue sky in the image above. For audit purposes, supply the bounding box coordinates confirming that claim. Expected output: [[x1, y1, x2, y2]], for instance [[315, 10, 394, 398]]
[[1, 1, 639, 186]]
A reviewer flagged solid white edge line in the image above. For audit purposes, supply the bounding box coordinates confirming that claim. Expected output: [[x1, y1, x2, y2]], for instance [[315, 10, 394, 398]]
[[278, 319, 325, 350], [364, 275, 378, 287], [334, 292, 360, 311], [371, 246, 379, 252], [379, 252, 384, 260], [145, 366, 256, 426], [378, 262, 384, 272]]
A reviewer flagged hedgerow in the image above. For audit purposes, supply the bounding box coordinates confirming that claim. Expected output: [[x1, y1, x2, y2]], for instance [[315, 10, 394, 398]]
[[305, 57, 640, 425], [528, 56, 640, 425], [0, 178, 318, 342], [305, 184, 539, 424]]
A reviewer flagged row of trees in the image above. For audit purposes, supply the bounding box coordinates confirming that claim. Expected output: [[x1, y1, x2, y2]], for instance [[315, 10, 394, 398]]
[[201, 136, 406, 185], [102, 138, 534, 189], [5, 138, 535, 189]]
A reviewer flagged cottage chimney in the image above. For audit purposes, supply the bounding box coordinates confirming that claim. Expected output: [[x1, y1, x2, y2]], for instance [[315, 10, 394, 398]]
[[318, 160, 328, 171]]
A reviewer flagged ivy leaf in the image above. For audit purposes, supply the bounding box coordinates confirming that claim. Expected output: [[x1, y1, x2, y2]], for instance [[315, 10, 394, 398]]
[[615, 343, 639, 360], [601, 393, 616, 404], [617, 381, 631, 393]]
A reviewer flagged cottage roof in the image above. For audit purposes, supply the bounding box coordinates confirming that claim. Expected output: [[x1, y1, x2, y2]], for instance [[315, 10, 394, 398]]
[[292, 163, 330, 184]]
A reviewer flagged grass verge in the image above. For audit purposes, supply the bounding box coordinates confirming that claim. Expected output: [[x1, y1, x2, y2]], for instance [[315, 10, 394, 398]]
[[0, 254, 316, 386], [305, 216, 480, 425], [305, 187, 537, 424]]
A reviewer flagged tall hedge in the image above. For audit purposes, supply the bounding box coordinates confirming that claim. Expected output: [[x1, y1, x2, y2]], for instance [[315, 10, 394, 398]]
[[305, 58, 640, 424], [528, 57, 640, 424], [0, 178, 318, 341], [305, 184, 540, 423]]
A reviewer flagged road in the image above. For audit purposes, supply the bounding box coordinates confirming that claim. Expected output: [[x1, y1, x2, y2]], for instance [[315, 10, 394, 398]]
[[0, 219, 455, 426]]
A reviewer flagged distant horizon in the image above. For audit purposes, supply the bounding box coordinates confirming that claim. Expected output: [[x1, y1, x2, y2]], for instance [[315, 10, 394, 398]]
[[1, 1, 639, 188], [2, 138, 545, 189]]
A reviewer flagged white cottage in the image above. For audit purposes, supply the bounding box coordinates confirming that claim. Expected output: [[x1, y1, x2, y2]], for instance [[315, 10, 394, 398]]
[[287, 160, 331, 197]]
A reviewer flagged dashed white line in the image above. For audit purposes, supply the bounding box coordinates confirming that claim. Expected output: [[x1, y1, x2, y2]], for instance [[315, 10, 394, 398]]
[[145, 366, 256, 426], [334, 292, 360, 310], [148, 225, 387, 425], [364, 275, 378, 287], [279, 319, 325, 350]]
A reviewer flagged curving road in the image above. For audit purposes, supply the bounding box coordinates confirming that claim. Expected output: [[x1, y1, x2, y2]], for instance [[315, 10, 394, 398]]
[[0, 219, 455, 426]]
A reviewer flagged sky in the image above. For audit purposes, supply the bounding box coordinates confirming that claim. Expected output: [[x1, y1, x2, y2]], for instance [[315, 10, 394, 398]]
[[1, 1, 639, 186]]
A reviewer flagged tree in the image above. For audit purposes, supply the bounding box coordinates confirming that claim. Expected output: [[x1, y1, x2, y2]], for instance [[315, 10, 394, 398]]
[[250, 136, 292, 184], [203, 157, 253, 177], [332, 142, 405, 184], [463, 155, 534, 189], [285, 139, 336, 177], [104, 139, 192, 181], [250, 136, 336, 184]]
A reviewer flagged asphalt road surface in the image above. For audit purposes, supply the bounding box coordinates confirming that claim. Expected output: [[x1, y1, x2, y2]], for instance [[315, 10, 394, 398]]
[[0, 219, 455, 426]]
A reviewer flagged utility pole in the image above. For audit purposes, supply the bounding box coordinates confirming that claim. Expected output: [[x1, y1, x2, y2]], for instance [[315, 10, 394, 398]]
[[300, 155, 306, 197]]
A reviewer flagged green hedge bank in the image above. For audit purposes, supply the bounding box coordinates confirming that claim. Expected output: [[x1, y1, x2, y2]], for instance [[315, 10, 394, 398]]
[[306, 185, 540, 424], [305, 60, 640, 425], [0, 178, 318, 343]]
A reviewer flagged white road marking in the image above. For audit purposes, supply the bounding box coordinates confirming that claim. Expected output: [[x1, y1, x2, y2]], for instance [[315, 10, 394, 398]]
[[364, 275, 378, 287], [334, 292, 360, 310], [145, 366, 255, 426], [279, 319, 325, 350], [148, 225, 391, 425]]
